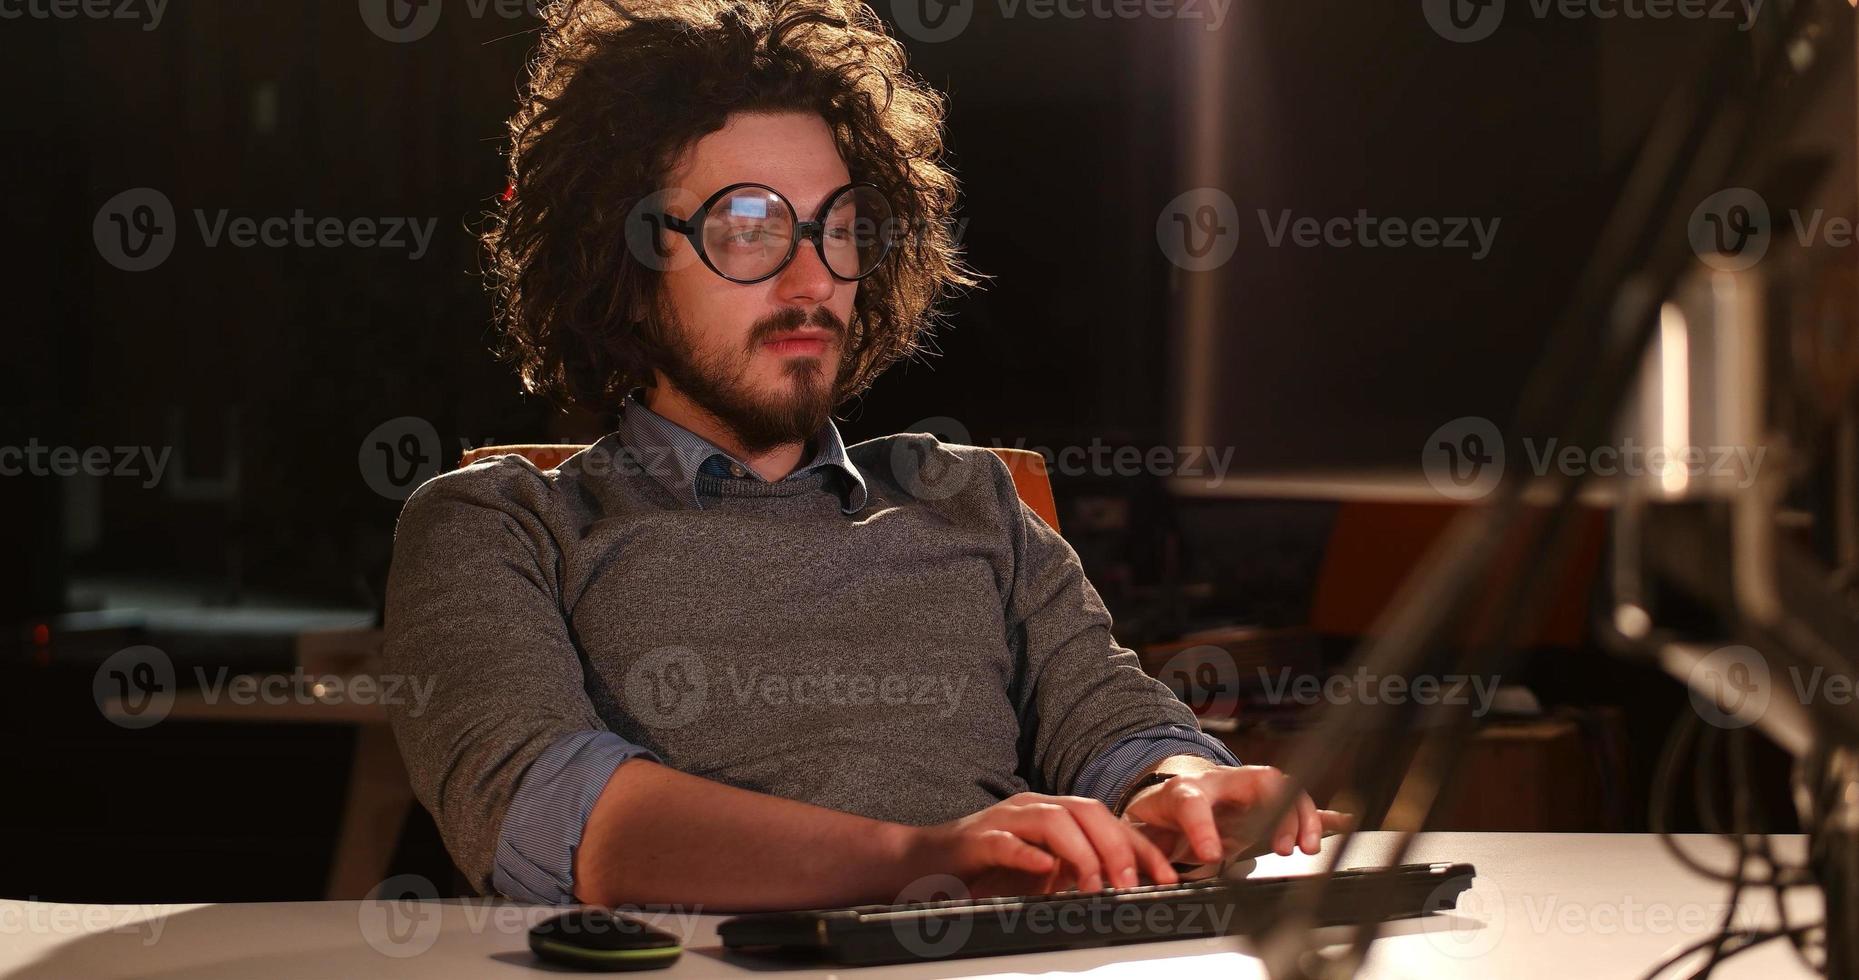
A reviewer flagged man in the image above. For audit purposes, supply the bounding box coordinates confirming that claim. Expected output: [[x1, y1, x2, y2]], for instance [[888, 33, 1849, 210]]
[[384, 0, 1339, 911]]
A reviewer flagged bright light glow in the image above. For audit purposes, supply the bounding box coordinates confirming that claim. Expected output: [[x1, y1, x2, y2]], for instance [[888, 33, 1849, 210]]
[[1658, 303, 1690, 496]]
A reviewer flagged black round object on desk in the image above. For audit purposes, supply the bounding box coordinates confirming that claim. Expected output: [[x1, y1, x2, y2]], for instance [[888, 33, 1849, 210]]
[[528, 908, 682, 971]]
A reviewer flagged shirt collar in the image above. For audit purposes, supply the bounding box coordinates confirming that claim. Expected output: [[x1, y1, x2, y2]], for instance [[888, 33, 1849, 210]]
[[616, 387, 868, 514]]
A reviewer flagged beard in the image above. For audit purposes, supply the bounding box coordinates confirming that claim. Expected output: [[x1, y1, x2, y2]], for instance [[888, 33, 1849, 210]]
[[652, 301, 847, 455]]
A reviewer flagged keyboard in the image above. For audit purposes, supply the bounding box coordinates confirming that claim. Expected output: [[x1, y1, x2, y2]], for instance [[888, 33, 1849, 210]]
[[718, 862, 1476, 965]]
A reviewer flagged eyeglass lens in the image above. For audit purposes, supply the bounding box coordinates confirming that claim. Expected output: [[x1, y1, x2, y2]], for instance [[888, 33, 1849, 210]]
[[698, 185, 894, 282]]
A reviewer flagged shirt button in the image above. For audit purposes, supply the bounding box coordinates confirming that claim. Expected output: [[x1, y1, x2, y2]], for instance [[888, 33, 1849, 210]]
[[729, 464, 746, 478]]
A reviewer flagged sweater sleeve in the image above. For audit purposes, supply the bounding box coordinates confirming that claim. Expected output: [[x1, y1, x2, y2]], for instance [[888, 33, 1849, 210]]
[[993, 453, 1221, 797], [382, 458, 613, 895]]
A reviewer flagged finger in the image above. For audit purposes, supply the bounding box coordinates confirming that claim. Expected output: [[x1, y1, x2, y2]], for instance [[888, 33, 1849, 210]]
[[1123, 820, 1179, 885], [1166, 783, 1225, 865], [1053, 798, 1140, 890], [999, 804, 1102, 892], [976, 828, 1058, 877], [1252, 769, 1299, 856], [1127, 821, 1190, 869], [1297, 792, 1321, 853], [1319, 809, 1356, 835], [1272, 793, 1302, 856]]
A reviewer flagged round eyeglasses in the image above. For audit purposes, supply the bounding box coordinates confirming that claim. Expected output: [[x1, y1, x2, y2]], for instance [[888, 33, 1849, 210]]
[[643, 182, 900, 285]]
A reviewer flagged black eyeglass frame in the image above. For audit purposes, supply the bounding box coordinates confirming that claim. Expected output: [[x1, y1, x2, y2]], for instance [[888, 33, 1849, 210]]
[[648, 181, 899, 285]]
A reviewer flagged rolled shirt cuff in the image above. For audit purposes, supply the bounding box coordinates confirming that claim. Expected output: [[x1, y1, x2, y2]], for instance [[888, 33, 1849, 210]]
[[1071, 723, 1240, 810], [491, 730, 661, 904]]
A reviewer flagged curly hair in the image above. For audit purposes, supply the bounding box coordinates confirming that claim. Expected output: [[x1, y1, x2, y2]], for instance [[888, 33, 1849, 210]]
[[481, 0, 978, 416]]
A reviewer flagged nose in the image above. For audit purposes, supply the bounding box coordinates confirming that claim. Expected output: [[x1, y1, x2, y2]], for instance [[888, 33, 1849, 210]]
[[774, 235, 837, 308]]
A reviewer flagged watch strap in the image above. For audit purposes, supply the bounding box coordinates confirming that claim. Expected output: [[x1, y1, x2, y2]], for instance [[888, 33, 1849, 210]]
[[1114, 770, 1178, 817]]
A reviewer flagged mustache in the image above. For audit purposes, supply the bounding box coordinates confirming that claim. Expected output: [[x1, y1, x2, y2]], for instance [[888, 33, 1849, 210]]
[[750, 306, 845, 346]]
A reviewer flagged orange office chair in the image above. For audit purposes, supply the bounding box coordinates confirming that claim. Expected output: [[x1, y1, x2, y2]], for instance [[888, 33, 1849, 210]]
[[458, 443, 1062, 533]]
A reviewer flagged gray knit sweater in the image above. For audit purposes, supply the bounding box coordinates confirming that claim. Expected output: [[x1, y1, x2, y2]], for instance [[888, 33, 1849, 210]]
[[383, 432, 1207, 892]]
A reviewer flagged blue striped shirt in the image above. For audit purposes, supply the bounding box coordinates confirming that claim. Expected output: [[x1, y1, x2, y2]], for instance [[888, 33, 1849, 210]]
[[491, 390, 1236, 903]]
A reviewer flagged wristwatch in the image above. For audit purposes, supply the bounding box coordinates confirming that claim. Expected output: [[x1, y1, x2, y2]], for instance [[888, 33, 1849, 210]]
[[1114, 770, 1177, 817]]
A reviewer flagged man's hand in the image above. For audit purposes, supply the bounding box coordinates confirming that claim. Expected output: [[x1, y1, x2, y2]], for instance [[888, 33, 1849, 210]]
[[902, 792, 1181, 898], [1120, 764, 1352, 866]]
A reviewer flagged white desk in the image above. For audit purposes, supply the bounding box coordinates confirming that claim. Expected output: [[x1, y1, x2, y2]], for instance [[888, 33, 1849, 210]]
[[0, 833, 1824, 979]]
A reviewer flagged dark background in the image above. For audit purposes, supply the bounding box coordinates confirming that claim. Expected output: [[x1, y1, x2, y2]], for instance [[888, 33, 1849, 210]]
[[0, 0, 1822, 901]]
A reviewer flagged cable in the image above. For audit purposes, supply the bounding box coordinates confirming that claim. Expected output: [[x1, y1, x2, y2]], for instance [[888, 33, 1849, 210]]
[[1739, 736, 1825, 974], [1695, 726, 1755, 978], [1649, 711, 1814, 889], [1242, 6, 1851, 973], [1695, 724, 1724, 837], [1638, 924, 1823, 980], [1642, 710, 1826, 979]]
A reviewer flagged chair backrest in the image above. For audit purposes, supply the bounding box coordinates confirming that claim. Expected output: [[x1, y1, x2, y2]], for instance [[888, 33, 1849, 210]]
[[458, 443, 1061, 533]]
